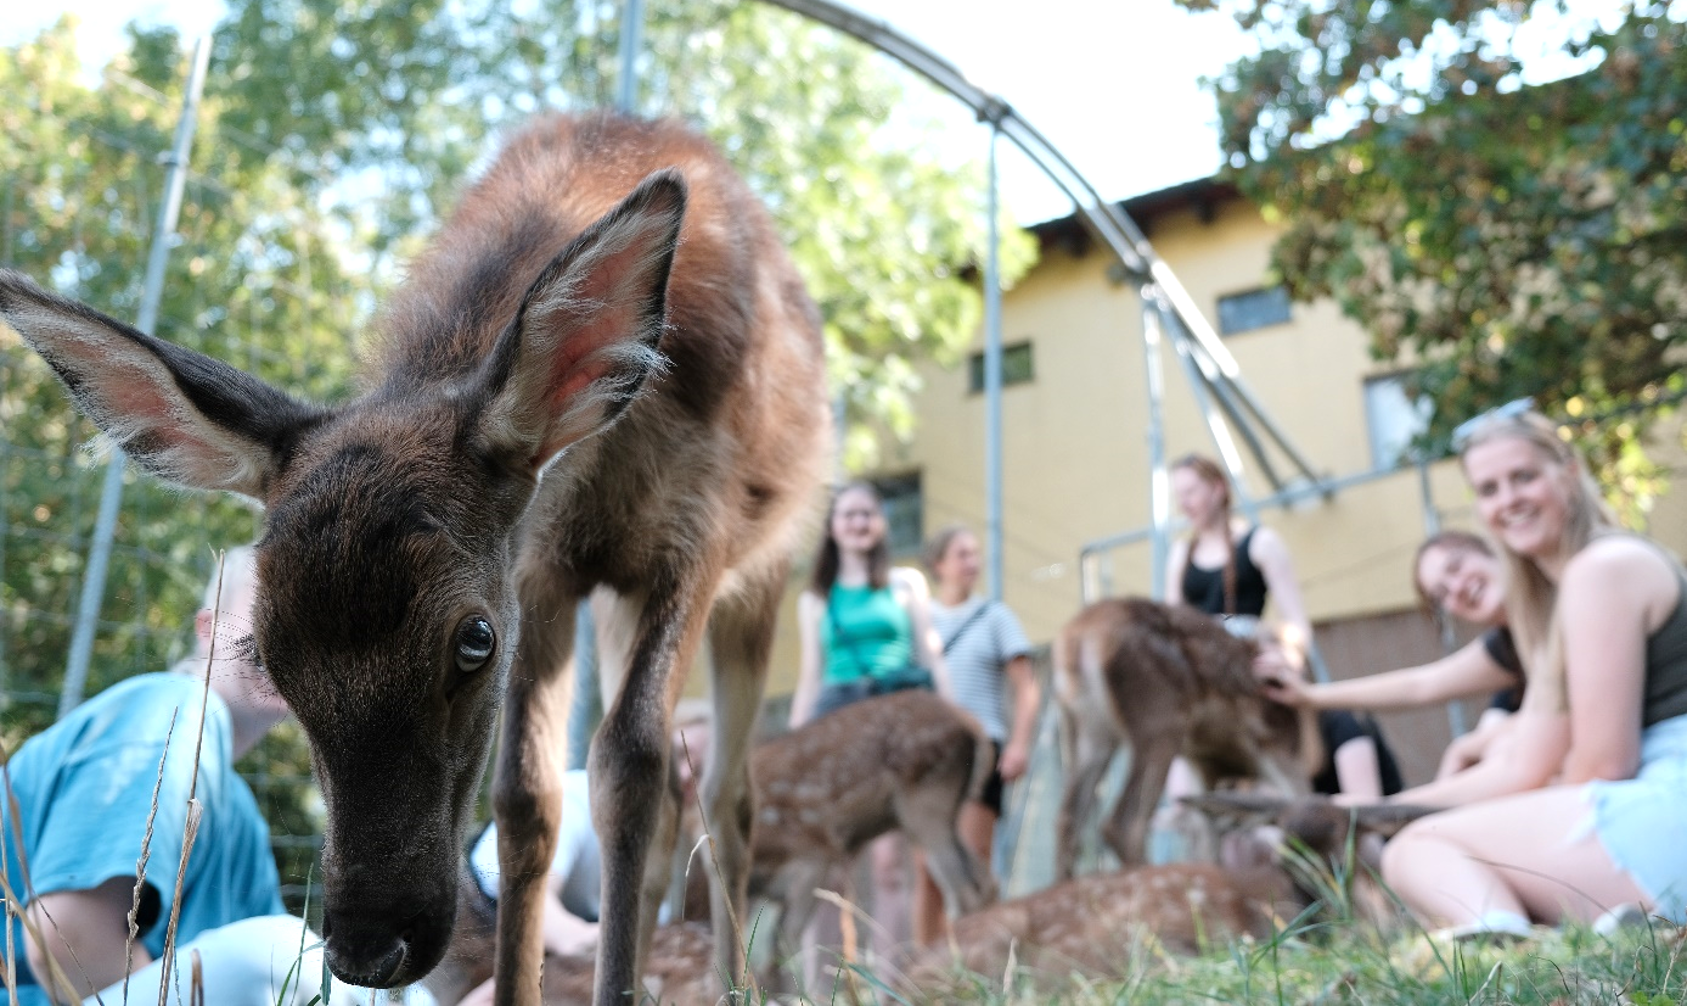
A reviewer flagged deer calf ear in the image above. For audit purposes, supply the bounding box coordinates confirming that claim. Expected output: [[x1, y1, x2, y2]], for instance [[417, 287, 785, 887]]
[[474, 170, 687, 476], [0, 270, 320, 501]]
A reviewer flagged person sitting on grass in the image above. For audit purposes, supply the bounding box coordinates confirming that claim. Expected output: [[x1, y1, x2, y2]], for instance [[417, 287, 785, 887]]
[[1, 547, 323, 1006], [1378, 407, 1687, 938], [1262, 529, 1526, 780]]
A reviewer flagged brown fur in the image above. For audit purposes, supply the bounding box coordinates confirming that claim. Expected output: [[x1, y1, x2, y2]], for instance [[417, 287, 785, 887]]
[[906, 796, 1422, 993], [0, 111, 828, 1006], [742, 691, 997, 955], [425, 875, 722, 1006], [1052, 598, 1318, 877]]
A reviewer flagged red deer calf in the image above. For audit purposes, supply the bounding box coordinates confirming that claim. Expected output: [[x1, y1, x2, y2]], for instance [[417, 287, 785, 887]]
[[0, 111, 829, 1006], [1052, 598, 1318, 878]]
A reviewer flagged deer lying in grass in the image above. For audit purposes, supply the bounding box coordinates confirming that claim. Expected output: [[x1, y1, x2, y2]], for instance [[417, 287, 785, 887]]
[[1053, 598, 1320, 877], [424, 869, 720, 1006], [907, 795, 1427, 991], [0, 111, 829, 1006]]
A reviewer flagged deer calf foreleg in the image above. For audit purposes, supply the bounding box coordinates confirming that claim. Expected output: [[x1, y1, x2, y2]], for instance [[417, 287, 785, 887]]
[[492, 667, 573, 1006]]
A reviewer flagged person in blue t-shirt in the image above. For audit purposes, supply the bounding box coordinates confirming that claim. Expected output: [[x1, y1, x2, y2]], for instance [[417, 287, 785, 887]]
[[3, 547, 322, 1006]]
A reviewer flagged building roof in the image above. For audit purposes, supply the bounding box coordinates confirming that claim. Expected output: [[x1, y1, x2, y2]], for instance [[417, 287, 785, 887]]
[[1027, 176, 1241, 258]]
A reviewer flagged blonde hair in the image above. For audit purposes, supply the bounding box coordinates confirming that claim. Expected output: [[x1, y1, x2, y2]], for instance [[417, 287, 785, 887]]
[[1457, 411, 1614, 703], [922, 524, 973, 579]]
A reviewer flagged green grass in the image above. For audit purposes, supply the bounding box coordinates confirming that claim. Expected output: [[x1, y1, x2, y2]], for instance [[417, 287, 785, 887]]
[[891, 921, 1686, 1005]]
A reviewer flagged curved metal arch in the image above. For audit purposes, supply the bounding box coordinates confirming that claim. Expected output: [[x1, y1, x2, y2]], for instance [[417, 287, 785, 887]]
[[757, 0, 1325, 489], [756, 0, 1328, 601]]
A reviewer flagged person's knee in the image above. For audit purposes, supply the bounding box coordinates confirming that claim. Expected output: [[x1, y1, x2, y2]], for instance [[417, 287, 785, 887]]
[[1379, 821, 1429, 890]]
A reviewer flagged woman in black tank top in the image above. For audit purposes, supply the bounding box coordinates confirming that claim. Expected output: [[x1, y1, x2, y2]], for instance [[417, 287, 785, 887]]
[[1166, 454, 1311, 648]]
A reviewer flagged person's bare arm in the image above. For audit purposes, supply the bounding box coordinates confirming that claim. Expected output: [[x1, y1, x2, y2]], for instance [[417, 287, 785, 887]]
[[897, 567, 952, 697], [26, 877, 153, 1004], [788, 591, 826, 729], [539, 895, 599, 958], [1370, 704, 1566, 808], [999, 654, 1039, 781], [1249, 526, 1313, 647], [1558, 540, 1672, 783], [1435, 713, 1514, 779], [1260, 637, 1515, 711], [1331, 736, 1386, 802], [1164, 538, 1189, 606]]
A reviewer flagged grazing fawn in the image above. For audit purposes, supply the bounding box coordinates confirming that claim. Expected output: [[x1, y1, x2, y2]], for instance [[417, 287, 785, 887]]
[[1052, 598, 1319, 877], [741, 690, 997, 958], [0, 111, 830, 1006]]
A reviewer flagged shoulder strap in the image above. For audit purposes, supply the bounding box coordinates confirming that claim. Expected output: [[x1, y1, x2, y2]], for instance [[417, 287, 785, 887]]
[[941, 600, 994, 655]]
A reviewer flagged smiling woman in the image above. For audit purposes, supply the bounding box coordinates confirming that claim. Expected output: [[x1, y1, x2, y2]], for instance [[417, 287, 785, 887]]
[[1378, 408, 1687, 938]]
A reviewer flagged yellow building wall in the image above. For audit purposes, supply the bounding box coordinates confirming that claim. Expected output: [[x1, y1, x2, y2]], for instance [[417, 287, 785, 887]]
[[750, 190, 1687, 699]]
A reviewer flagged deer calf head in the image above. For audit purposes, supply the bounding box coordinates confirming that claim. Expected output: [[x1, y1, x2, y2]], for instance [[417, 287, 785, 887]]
[[0, 171, 687, 987]]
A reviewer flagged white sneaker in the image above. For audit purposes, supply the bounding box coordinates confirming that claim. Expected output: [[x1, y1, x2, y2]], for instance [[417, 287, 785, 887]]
[[1592, 903, 1651, 937]]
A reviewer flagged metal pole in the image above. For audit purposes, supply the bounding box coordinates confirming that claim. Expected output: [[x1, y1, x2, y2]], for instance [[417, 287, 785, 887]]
[[59, 36, 211, 719], [1162, 301, 1259, 525], [1140, 287, 1170, 602], [983, 125, 1004, 602], [617, 0, 644, 114]]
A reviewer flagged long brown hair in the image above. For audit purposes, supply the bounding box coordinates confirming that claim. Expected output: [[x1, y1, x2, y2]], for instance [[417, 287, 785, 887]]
[[1171, 453, 1239, 614], [1457, 411, 1615, 700], [1411, 529, 1493, 614], [808, 481, 891, 595]]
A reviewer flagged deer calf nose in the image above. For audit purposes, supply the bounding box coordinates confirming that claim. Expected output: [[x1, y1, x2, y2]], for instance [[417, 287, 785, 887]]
[[321, 913, 411, 989]]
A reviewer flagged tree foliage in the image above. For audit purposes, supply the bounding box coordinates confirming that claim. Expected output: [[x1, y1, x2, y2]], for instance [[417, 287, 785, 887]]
[[2, 0, 1033, 893], [208, 0, 1036, 465], [1182, 0, 1687, 513]]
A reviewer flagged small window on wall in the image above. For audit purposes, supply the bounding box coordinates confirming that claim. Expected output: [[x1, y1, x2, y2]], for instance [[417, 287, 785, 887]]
[[1217, 286, 1292, 335], [1364, 373, 1433, 470], [872, 472, 924, 558], [967, 341, 1034, 393]]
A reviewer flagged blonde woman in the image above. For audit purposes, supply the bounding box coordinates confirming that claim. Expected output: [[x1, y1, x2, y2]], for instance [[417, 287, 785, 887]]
[[911, 525, 1038, 941], [1381, 407, 1687, 935]]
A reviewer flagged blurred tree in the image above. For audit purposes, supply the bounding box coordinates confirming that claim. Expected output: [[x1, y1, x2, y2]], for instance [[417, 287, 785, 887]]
[[1180, 0, 1687, 518], [5, 0, 1036, 901], [209, 0, 1036, 466], [1, 16, 363, 900]]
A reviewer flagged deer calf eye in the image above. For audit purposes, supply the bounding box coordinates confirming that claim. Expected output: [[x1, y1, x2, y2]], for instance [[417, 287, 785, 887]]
[[455, 616, 496, 673]]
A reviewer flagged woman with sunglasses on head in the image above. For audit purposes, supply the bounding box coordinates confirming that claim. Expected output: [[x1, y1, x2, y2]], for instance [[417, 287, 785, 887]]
[[1261, 530, 1526, 779], [1378, 407, 1687, 937]]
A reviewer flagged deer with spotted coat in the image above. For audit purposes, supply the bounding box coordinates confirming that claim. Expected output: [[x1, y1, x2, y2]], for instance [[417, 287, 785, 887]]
[[1053, 598, 1321, 878], [0, 112, 829, 1006]]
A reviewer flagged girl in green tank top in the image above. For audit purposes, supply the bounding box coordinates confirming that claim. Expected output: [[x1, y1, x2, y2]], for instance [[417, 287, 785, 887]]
[[792, 481, 948, 726], [820, 582, 915, 685]]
